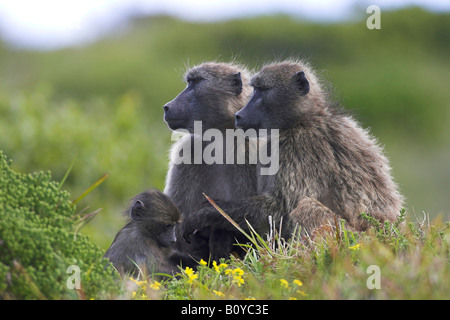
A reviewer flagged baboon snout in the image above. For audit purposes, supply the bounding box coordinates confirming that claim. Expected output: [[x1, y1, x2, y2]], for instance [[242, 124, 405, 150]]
[[234, 112, 244, 129], [163, 105, 169, 112]]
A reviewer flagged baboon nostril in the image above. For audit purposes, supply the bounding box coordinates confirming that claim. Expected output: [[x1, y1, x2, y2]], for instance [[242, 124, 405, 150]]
[[235, 114, 241, 120], [163, 105, 169, 112]]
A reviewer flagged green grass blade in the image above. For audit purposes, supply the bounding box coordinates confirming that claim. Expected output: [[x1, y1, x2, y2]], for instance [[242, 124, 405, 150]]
[[57, 153, 77, 192], [72, 173, 110, 206], [202, 193, 255, 244]]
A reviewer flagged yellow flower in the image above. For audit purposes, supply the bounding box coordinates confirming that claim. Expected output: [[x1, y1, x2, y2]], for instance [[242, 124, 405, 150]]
[[129, 277, 146, 287], [289, 297, 297, 300], [224, 267, 245, 287], [199, 259, 208, 266], [185, 267, 195, 276], [184, 266, 198, 283], [149, 281, 161, 290], [280, 279, 291, 289], [245, 297, 256, 300], [349, 243, 361, 250], [232, 268, 244, 276], [233, 276, 245, 287], [213, 261, 228, 273], [293, 279, 303, 287], [187, 273, 198, 284], [297, 290, 307, 296], [213, 290, 224, 297]]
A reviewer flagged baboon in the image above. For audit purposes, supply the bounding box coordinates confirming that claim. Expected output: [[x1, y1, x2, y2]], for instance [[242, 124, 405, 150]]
[[163, 62, 257, 261], [183, 59, 404, 252], [104, 189, 191, 277]]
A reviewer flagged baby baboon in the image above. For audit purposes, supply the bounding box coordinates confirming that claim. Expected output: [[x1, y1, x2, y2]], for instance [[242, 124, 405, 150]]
[[183, 59, 404, 249], [163, 62, 257, 261], [104, 189, 191, 277]]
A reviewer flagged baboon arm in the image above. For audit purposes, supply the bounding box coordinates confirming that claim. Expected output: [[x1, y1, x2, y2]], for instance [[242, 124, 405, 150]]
[[182, 195, 275, 241], [208, 228, 237, 262], [288, 196, 337, 235]]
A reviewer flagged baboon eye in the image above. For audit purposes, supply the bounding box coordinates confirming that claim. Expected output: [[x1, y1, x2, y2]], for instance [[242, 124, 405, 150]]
[[187, 77, 202, 85], [255, 86, 269, 92]]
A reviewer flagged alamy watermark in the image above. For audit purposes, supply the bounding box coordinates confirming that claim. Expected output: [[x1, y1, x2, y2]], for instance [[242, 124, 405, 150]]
[[66, 265, 81, 290], [366, 265, 381, 289], [170, 121, 280, 176], [367, 5, 381, 30]]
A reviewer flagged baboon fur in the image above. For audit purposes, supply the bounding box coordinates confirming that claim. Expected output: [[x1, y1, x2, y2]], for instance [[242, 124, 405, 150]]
[[104, 189, 188, 277], [183, 59, 404, 251], [163, 62, 257, 260]]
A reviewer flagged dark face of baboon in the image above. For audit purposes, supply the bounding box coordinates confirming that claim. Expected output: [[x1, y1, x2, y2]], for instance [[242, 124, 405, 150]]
[[235, 62, 312, 131], [163, 62, 251, 132], [130, 189, 181, 247]]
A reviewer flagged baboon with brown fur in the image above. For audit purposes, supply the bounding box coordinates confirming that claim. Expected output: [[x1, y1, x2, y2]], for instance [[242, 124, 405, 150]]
[[163, 62, 257, 261], [183, 60, 404, 253], [104, 189, 191, 277]]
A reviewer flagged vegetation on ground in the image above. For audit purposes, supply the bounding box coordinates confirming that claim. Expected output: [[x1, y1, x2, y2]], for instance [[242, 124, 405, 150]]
[[0, 8, 449, 299], [113, 208, 450, 300]]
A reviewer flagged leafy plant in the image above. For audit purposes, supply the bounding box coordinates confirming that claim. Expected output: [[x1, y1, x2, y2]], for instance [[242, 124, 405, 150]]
[[140, 203, 449, 300], [0, 152, 120, 299]]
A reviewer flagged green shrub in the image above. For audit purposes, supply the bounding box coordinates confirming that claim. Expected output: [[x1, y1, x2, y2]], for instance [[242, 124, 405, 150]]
[[0, 152, 119, 299]]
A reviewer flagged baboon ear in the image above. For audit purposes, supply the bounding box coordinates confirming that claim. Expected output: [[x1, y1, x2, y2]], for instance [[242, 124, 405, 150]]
[[231, 72, 243, 95], [130, 200, 145, 221], [294, 71, 310, 96]]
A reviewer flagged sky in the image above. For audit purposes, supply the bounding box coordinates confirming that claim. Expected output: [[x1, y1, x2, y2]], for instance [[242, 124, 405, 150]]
[[0, 0, 449, 50]]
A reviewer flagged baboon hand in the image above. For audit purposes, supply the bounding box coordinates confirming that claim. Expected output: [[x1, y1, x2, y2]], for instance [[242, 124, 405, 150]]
[[182, 205, 225, 243], [182, 223, 195, 244], [181, 216, 201, 243]]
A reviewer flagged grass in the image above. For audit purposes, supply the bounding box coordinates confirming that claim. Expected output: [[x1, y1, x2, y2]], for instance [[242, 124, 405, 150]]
[[112, 209, 449, 300], [0, 8, 449, 299]]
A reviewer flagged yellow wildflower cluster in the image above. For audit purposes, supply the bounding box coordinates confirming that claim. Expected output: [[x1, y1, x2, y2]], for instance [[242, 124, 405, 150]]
[[213, 290, 225, 297], [184, 267, 199, 284], [129, 277, 161, 299], [225, 267, 245, 287], [212, 260, 228, 273], [349, 243, 361, 250], [199, 260, 246, 290], [280, 278, 306, 299]]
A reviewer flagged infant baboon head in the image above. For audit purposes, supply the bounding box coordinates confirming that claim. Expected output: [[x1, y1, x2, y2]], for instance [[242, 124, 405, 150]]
[[235, 60, 325, 131], [163, 62, 252, 133], [129, 189, 181, 247]]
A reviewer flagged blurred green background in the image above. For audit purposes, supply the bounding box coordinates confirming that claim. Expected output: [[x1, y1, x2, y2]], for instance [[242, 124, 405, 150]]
[[0, 7, 449, 249]]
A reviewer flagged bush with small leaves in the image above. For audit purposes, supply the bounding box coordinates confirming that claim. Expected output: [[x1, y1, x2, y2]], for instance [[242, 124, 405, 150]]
[[0, 152, 120, 299]]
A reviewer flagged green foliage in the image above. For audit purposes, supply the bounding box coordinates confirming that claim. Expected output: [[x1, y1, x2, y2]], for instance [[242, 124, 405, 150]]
[[0, 152, 119, 299], [0, 147, 448, 299], [0, 85, 171, 247], [129, 211, 448, 300], [0, 8, 449, 299], [1, 9, 449, 246]]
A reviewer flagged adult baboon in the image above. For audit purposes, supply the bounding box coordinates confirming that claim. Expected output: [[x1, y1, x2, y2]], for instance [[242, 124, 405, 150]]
[[183, 59, 404, 251], [163, 62, 257, 261], [104, 189, 191, 277]]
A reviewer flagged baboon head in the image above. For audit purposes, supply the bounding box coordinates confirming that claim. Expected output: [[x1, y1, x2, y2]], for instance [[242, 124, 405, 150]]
[[235, 60, 324, 131], [129, 189, 181, 247], [163, 62, 252, 133]]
